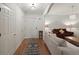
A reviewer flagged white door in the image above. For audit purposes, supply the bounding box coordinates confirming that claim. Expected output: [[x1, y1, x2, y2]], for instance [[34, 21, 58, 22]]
[[26, 18, 39, 38], [0, 4, 16, 54], [24, 17, 44, 38], [30, 18, 38, 38], [0, 6, 6, 54], [6, 11, 17, 54]]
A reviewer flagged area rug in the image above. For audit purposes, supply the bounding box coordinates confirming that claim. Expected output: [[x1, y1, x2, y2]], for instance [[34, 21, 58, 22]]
[[23, 39, 40, 55]]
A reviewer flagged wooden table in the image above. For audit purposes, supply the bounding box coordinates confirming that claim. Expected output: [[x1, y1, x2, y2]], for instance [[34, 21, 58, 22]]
[[65, 36, 79, 47]]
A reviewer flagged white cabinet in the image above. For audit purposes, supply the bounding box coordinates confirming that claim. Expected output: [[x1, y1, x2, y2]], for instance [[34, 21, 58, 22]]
[[43, 32, 62, 55]]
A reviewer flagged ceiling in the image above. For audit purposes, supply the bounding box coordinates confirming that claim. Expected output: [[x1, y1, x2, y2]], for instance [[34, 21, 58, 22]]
[[45, 3, 79, 28], [17, 3, 49, 15], [48, 3, 79, 15], [17, 3, 79, 16]]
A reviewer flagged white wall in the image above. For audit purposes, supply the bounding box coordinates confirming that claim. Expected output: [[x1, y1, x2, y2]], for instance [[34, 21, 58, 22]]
[[45, 15, 79, 37], [0, 3, 24, 54], [24, 15, 44, 38]]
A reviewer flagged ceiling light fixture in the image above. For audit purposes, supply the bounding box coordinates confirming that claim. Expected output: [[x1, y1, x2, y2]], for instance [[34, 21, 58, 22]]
[[28, 3, 39, 10], [31, 3, 36, 9]]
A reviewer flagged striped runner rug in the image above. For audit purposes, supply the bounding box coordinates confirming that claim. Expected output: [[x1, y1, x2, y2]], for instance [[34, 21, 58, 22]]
[[23, 39, 40, 55]]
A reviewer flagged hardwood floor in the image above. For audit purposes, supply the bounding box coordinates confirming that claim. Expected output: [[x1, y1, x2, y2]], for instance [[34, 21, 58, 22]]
[[15, 38, 50, 55]]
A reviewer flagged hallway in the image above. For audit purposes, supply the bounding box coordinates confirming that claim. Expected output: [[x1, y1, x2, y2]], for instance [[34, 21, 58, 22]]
[[15, 38, 50, 55], [0, 3, 49, 55], [1, 3, 79, 55]]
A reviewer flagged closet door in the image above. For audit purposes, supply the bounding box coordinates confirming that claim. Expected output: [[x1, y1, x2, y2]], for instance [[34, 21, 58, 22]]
[[31, 18, 39, 38], [27, 18, 38, 38], [4, 8, 12, 54], [0, 6, 6, 54], [0, 4, 16, 54], [6, 11, 16, 54]]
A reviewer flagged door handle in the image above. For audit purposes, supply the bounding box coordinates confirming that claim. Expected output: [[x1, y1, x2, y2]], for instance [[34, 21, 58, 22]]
[[0, 33, 1, 37], [13, 33, 16, 36]]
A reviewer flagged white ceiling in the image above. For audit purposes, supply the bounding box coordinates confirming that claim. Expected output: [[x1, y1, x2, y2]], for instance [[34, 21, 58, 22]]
[[45, 3, 79, 28], [17, 3, 49, 15], [48, 3, 79, 15], [17, 3, 79, 16]]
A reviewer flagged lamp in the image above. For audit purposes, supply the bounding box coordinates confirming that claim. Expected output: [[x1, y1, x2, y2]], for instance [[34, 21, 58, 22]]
[[69, 5, 76, 20]]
